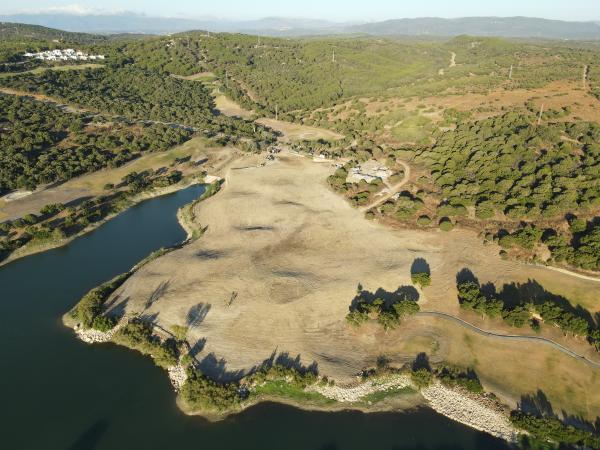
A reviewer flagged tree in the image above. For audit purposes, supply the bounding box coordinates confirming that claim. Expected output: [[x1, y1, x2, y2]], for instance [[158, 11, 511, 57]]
[[411, 272, 431, 288], [411, 368, 432, 389]]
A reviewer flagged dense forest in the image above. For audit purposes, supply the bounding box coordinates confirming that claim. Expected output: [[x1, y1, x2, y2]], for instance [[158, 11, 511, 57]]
[[113, 33, 600, 120], [0, 65, 276, 145], [0, 94, 192, 193], [0, 66, 214, 127], [417, 112, 600, 220]]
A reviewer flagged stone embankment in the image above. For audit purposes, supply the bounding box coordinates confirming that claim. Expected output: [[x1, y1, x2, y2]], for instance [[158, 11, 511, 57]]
[[311, 374, 518, 442], [421, 382, 519, 442], [74, 322, 120, 343], [167, 365, 188, 391], [309, 374, 412, 402]]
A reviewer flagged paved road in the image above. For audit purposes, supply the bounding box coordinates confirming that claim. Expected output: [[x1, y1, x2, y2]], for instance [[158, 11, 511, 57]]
[[417, 310, 600, 369]]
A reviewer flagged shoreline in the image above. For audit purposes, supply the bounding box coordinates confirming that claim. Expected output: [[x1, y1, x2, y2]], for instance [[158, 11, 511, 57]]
[[61, 155, 523, 443], [71, 318, 523, 443], [0, 179, 205, 268]]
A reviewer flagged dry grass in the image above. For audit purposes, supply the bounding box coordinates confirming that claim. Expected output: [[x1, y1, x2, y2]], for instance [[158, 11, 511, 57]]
[[214, 94, 255, 119], [0, 63, 103, 79], [417, 314, 600, 419], [256, 118, 344, 141], [0, 137, 216, 221], [105, 152, 600, 419]]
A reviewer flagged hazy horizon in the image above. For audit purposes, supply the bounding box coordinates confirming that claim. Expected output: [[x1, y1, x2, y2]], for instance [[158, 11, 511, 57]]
[[1, 0, 598, 23]]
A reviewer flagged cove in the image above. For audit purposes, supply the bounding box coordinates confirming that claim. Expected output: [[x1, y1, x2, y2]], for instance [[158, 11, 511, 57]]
[[0, 184, 511, 450]]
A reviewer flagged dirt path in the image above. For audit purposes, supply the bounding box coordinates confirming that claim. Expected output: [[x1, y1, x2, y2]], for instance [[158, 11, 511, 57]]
[[530, 263, 600, 283], [417, 311, 600, 369], [361, 160, 411, 212], [449, 52, 457, 68]]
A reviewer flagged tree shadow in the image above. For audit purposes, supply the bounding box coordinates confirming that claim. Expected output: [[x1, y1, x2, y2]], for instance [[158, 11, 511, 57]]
[[106, 296, 128, 321], [144, 280, 170, 311], [273, 351, 319, 376], [518, 389, 600, 435], [67, 419, 109, 450], [196, 249, 228, 260], [349, 285, 419, 311], [186, 303, 211, 328], [456, 269, 596, 327], [456, 268, 479, 285], [411, 352, 431, 371], [189, 337, 207, 360], [252, 349, 319, 375], [518, 390, 556, 417], [140, 311, 159, 325], [497, 280, 595, 326], [196, 352, 249, 383], [411, 258, 431, 276]]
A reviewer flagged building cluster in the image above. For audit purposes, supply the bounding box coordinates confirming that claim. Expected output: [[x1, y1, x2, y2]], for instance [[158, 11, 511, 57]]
[[347, 160, 391, 183], [23, 49, 105, 61]]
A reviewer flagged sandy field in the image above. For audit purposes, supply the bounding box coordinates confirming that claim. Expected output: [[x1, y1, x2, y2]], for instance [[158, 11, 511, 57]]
[[105, 152, 600, 419], [214, 94, 255, 119]]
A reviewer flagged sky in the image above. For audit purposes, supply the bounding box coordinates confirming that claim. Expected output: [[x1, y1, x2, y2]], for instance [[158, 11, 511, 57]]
[[2, 0, 599, 22]]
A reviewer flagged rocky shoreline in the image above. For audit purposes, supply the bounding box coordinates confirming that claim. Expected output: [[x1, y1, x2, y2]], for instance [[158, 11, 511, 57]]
[[309, 374, 413, 402], [422, 382, 518, 443], [312, 374, 518, 443], [73, 323, 521, 444], [74, 323, 189, 390]]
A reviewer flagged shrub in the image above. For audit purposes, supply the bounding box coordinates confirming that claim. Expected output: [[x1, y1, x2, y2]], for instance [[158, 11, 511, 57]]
[[416, 215, 431, 226], [91, 315, 116, 332], [180, 368, 242, 412], [411, 368, 432, 389], [69, 273, 129, 328], [510, 412, 600, 449], [439, 218, 454, 231], [113, 319, 179, 368], [411, 272, 431, 288]]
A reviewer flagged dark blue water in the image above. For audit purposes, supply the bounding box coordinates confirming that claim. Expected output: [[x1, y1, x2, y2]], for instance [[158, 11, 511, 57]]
[[0, 185, 512, 450]]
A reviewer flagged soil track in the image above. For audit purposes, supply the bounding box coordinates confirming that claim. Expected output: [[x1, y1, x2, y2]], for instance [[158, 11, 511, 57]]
[[362, 160, 411, 211], [417, 311, 600, 369]]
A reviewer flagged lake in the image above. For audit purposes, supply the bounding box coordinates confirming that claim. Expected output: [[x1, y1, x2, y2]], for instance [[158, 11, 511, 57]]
[[0, 185, 512, 450]]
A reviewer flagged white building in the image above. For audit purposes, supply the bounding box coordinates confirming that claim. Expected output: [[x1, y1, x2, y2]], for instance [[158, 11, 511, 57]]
[[24, 49, 105, 61]]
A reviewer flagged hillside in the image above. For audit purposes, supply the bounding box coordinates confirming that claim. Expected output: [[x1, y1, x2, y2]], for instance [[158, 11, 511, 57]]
[[351, 17, 600, 40], [0, 21, 110, 43], [2, 14, 600, 39]]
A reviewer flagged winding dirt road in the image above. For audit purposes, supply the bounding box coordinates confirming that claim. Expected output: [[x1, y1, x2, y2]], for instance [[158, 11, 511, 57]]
[[361, 160, 411, 212], [417, 311, 600, 369]]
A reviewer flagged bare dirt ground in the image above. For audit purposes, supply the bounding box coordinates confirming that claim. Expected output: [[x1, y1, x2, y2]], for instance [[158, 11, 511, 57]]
[[105, 153, 600, 420], [171, 72, 216, 81], [256, 118, 344, 142], [214, 94, 255, 119], [212, 92, 342, 141], [403, 80, 600, 122]]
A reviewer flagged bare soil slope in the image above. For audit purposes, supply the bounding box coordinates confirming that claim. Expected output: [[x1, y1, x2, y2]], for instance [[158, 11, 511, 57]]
[[106, 153, 600, 418]]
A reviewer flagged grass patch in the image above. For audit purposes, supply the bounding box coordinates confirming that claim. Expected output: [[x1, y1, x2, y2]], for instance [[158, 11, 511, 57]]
[[361, 385, 416, 404], [251, 380, 335, 405]]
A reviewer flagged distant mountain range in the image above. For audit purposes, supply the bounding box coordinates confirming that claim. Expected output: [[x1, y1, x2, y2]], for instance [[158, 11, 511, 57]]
[[1, 12, 600, 40]]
